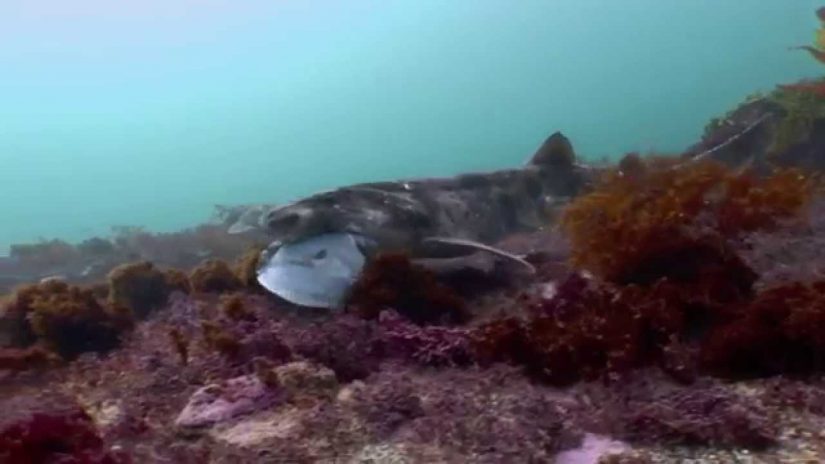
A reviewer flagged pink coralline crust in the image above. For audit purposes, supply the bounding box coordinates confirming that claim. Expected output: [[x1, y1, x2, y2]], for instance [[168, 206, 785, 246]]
[[620, 386, 777, 449], [208, 314, 294, 367], [235, 325, 293, 365], [0, 392, 131, 464], [12, 209, 825, 461], [287, 314, 382, 382], [587, 375, 780, 450], [761, 377, 825, 416], [138, 294, 293, 381], [396, 366, 583, 461], [739, 198, 825, 287], [164, 292, 203, 328], [377, 310, 474, 367], [174, 375, 284, 429], [351, 372, 425, 439]]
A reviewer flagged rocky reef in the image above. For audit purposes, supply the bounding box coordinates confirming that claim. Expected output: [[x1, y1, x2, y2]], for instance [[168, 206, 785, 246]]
[[2, 161, 825, 463], [0, 221, 264, 295], [6, 61, 825, 463]]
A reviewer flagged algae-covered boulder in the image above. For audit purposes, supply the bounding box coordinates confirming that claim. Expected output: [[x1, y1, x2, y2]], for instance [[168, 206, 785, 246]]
[[107, 261, 190, 319], [190, 259, 243, 293], [175, 375, 284, 430], [689, 81, 825, 172], [0, 280, 133, 359]]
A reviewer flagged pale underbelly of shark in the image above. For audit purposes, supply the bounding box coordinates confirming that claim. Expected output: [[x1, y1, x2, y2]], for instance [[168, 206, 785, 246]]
[[256, 233, 369, 309]]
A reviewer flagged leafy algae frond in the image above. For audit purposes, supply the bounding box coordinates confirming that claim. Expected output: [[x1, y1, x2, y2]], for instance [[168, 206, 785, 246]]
[[791, 7, 825, 64]]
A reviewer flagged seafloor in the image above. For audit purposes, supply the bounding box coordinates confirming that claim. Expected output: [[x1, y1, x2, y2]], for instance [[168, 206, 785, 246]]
[[4, 82, 825, 463]]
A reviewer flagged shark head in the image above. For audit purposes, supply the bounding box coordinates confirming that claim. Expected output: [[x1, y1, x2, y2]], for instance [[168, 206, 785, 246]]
[[263, 186, 432, 250], [257, 188, 410, 309], [226, 205, 271, 235], [263, 202, 333, 244], [257, 187, 433, 309]]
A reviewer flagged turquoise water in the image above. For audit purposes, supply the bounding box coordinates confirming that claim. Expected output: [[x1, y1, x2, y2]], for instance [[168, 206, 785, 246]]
[[0, 1, 822, 254]]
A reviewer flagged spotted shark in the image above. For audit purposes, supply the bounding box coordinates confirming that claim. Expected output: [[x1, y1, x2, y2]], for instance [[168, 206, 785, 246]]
[[212, 203, 278, 235], [257, 132, 594, 308]]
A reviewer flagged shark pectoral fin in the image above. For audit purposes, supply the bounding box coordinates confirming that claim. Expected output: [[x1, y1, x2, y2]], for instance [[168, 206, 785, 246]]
[[411, 255, 496, 277], [422, 237, 536, 274]]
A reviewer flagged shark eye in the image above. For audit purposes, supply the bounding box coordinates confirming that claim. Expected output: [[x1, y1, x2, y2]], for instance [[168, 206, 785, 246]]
[[313, 249, 327, 260]]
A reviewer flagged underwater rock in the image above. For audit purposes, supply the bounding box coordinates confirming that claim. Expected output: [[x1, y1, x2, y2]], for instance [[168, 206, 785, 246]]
[[689, 84, 825, 171], [9, 238, 80, 268], [761, 377, 825, 416], [0, 392, 130, 463], [1, 279, 133, 359], [189, 259, 243, 293], [351, 374, 425, 440], [617, 385, 777, 449], [396, 367, 583, 462], [268, 360, 339, 400], [740, 197, 825, 286], [175, 375, 284, 430], [347, 443, 436, 464], [77, 237, 116, 256], [554, 433, 631, 464], [210, 408, 305, 448], [288, 314, 381, 382], [107, 261, 190, 318]]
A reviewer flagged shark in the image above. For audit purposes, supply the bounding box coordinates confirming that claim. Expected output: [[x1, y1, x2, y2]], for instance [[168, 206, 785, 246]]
[[212, 203, 278, 235], [256, 132, 594, 308]]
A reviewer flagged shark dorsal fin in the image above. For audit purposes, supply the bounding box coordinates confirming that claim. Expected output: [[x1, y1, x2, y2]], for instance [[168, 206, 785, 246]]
[[527, 132, 576, 169], [422, 237, 536, 274]]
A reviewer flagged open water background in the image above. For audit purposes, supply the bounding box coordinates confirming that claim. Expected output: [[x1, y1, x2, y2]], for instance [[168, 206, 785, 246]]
[[0, 1, 821, 253]]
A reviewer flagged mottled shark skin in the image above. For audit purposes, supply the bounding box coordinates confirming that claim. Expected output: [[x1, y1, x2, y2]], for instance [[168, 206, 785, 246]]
[[211, 204, 278, 235], [261, 132, 594, 270]]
